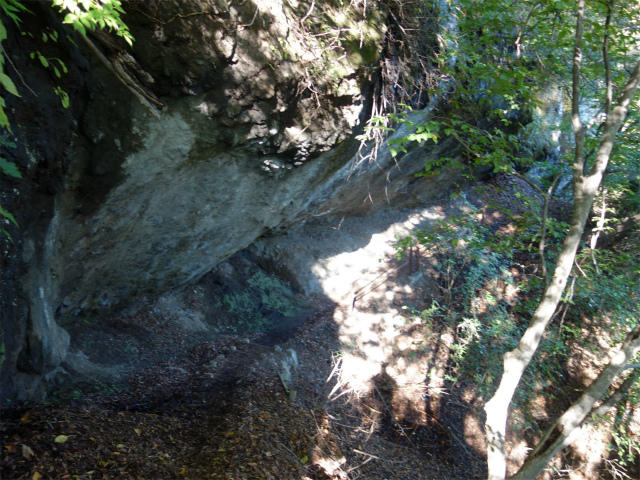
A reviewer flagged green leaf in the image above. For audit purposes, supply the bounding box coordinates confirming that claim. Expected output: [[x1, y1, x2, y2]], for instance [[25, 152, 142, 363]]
[[54, 435, 69, 443], [0, 157, 21, 178], [0, 107, 10, 130], [54, 87, 70, 109], [9, 1, 31, 14], [2, 228, 14, 243], [0, 22, 6, 42], [0, 72, 20, 97], [0, 136, 16, 148], [38, 55, 49, 68], [0, 206, 18, 227], [70, 20, 87, 37], [66, 35, 79, 47]]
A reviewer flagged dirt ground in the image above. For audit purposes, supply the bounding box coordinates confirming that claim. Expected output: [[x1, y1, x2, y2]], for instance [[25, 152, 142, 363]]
[[2, 175, 638, 480], [0, 296, 489, 480]]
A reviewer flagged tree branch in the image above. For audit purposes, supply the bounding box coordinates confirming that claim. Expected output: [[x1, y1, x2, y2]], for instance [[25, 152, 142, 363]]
[[513, 1, 541, 58], [539, 175, 561, 286], [571, 0, 585, 179], [483, 2, 640, 478], [603, 0, 615, 118], [79, 33, 163, 119], [511, 170, 562, 286], [511, 324, 640, 480], [509, 171, 543, 194]]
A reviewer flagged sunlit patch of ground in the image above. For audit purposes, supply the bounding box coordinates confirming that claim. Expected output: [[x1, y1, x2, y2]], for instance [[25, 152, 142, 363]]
[[3, 176, 636, 479]]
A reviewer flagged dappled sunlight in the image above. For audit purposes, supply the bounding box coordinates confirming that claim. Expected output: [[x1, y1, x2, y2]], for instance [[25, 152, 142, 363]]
[[506, 439, 530, 475], [311, 208, 443, 302], [465, 413, 488, 455], [568, 424, 609, 480], [290, 172, 638, 478], [335, 309, 411, 393], [295, 198, 496, 475]]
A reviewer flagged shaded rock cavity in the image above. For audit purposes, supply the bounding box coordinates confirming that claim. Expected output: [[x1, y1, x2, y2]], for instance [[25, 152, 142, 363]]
[[0, 0, 470, 400]]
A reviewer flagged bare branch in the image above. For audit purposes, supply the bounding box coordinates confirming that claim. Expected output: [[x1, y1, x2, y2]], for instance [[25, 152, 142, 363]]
[[484, 4, 640, 480], [513, 1, 541, 58], [571, 0, 586, 179], [511, 324, 640, 480], [79, 33, 162, 118], [300, 0, 315, 23], [603, 0, 615, 117], [509, 171, 543, 194], [539, 175, 561, 286]]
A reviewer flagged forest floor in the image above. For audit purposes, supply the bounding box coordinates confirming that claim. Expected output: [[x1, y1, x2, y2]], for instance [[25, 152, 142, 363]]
[[1, 175, 638, 480], [0, 299, 488, 480]]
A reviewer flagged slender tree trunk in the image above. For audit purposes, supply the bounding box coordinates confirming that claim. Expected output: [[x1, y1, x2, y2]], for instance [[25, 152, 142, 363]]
[[511, 324, 640, 480], [594, 211, 640, 248], [483, 0, 640, 472]]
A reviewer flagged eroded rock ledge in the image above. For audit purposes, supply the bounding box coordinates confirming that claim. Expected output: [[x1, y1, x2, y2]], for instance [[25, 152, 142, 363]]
[[1, 0, 461, 400]]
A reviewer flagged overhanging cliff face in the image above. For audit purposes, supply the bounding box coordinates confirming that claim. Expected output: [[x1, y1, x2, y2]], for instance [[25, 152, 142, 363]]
[[0, 0, 462, 400]]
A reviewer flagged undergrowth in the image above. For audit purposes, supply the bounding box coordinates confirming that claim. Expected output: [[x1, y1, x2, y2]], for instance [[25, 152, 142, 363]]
[[395, 190, 639, 468]]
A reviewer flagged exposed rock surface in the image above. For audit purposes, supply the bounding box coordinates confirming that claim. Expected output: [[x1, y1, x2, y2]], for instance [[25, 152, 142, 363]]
[[1, 0, 463, 400]]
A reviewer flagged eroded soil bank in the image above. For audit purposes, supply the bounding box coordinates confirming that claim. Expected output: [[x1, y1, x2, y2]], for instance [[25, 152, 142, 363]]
[[4, 176, 636, 480]]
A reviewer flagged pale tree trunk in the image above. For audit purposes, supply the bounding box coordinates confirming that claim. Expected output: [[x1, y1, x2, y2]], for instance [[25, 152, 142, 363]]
[[483, 0, 640, 477], [510, 324, 640, 480]]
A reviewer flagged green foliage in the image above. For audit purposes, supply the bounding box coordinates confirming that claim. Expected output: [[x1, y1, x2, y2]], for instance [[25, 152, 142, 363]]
[[0, 151, 20, 178], [0, 0, 29, 25], [384, 0, 640, 471], [0, 0, 136, 242], [54, 86, 70, 108], [213, 271, 304, 332], [363, 105, 535, 179], [0, 133, 20, 242], [604, 103, 640, 221], [397, 209, 528, 393], [52, 0, 133, 46], [359, 0, 640, 189], [247, 271, 298, 318], [397, 204, 575, 436], [395, 187, 637, 453], [608, 373, 640, 468], [29, 51, 68, 79], [27, 45, 70, 109], [570, 248, 639, 336], [0, 1, 27, 132]]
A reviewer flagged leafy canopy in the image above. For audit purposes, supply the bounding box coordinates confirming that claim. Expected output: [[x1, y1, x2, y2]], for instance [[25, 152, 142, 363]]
[[51, 0, 133, 45]]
